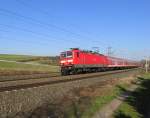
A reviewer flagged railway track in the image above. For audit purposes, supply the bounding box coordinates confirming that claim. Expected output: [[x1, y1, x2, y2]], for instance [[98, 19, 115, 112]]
[[0, 72, 60, 82], [0, 68, 140, 92]]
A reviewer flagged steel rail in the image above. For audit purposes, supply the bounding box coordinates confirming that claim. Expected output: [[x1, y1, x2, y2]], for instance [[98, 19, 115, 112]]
[[0, 68, 139, 92], [0, 73, 60, 82]]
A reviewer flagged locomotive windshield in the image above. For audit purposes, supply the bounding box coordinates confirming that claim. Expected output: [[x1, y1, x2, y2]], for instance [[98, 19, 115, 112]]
[[67, 51, 72, 57], [61, 51, 72, 58], [61, 52, 66, 58]]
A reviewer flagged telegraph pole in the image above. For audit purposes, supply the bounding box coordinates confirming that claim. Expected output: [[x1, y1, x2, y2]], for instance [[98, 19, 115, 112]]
[[145, 57, 149, 73]]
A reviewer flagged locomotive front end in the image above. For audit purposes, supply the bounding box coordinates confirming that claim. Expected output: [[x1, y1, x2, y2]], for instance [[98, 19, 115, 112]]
[[60, 51, 74, 75]]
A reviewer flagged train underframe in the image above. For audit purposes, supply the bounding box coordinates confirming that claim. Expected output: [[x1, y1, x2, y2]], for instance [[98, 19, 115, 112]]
[[60, 65, 136, 76]]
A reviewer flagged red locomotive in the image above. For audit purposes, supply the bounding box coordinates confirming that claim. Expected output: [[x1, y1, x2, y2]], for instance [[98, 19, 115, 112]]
[[60, 48, 139, 75]]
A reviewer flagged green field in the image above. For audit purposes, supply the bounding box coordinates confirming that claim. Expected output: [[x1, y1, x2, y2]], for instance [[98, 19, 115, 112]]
[[0, 54, 60, 75], [0, 54, 35, 61], [0, 54, 59, 65], [0, 61, 59, 72]]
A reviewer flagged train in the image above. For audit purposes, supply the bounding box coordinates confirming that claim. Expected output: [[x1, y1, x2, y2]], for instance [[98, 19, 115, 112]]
[[60, 48, 139, 75]]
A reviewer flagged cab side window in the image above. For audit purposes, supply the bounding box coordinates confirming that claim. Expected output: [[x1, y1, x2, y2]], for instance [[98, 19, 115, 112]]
[[76, 52, 79, 58]]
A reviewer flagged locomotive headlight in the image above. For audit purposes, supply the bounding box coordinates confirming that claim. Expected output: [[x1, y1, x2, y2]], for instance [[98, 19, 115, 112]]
[[67, 59, 73, 62], [60, 60, 66, 63]]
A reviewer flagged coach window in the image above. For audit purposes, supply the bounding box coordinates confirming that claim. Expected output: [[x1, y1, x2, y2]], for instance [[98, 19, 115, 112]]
[[77, 52, 80, 58]]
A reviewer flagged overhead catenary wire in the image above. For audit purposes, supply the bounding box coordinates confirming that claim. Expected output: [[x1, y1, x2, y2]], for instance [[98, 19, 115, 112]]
[[0, 7, 108, 49], [15, 0, 109, 47], [0, 34, 78, 56], [0, 23, 83, 46], [0, 8, 85, 42], [0, 13, 107, 51], [0, 29, 50, 48], [0, 34, 80, 52]]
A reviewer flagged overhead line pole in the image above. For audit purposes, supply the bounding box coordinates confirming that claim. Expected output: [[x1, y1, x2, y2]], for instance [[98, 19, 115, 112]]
[[145, 57, 149, 73]]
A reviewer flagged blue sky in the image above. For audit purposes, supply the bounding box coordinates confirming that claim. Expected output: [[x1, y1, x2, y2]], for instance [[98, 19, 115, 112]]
[[0, 0, 149, 60]]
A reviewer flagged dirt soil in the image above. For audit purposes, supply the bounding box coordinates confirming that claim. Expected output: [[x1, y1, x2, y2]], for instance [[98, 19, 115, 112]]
[[23, 76, 136, 118]]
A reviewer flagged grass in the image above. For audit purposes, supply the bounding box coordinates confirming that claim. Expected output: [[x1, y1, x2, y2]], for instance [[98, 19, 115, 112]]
[[0, 54, 35, 61], [0, 54, 60, 75], [80, 87, 121, 118], [65, 83, 130, 118], [113, 72, 150, 118], [114, 102, 142, 118], [0, 61, 59, 73], [0, 54, 59, 66]]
